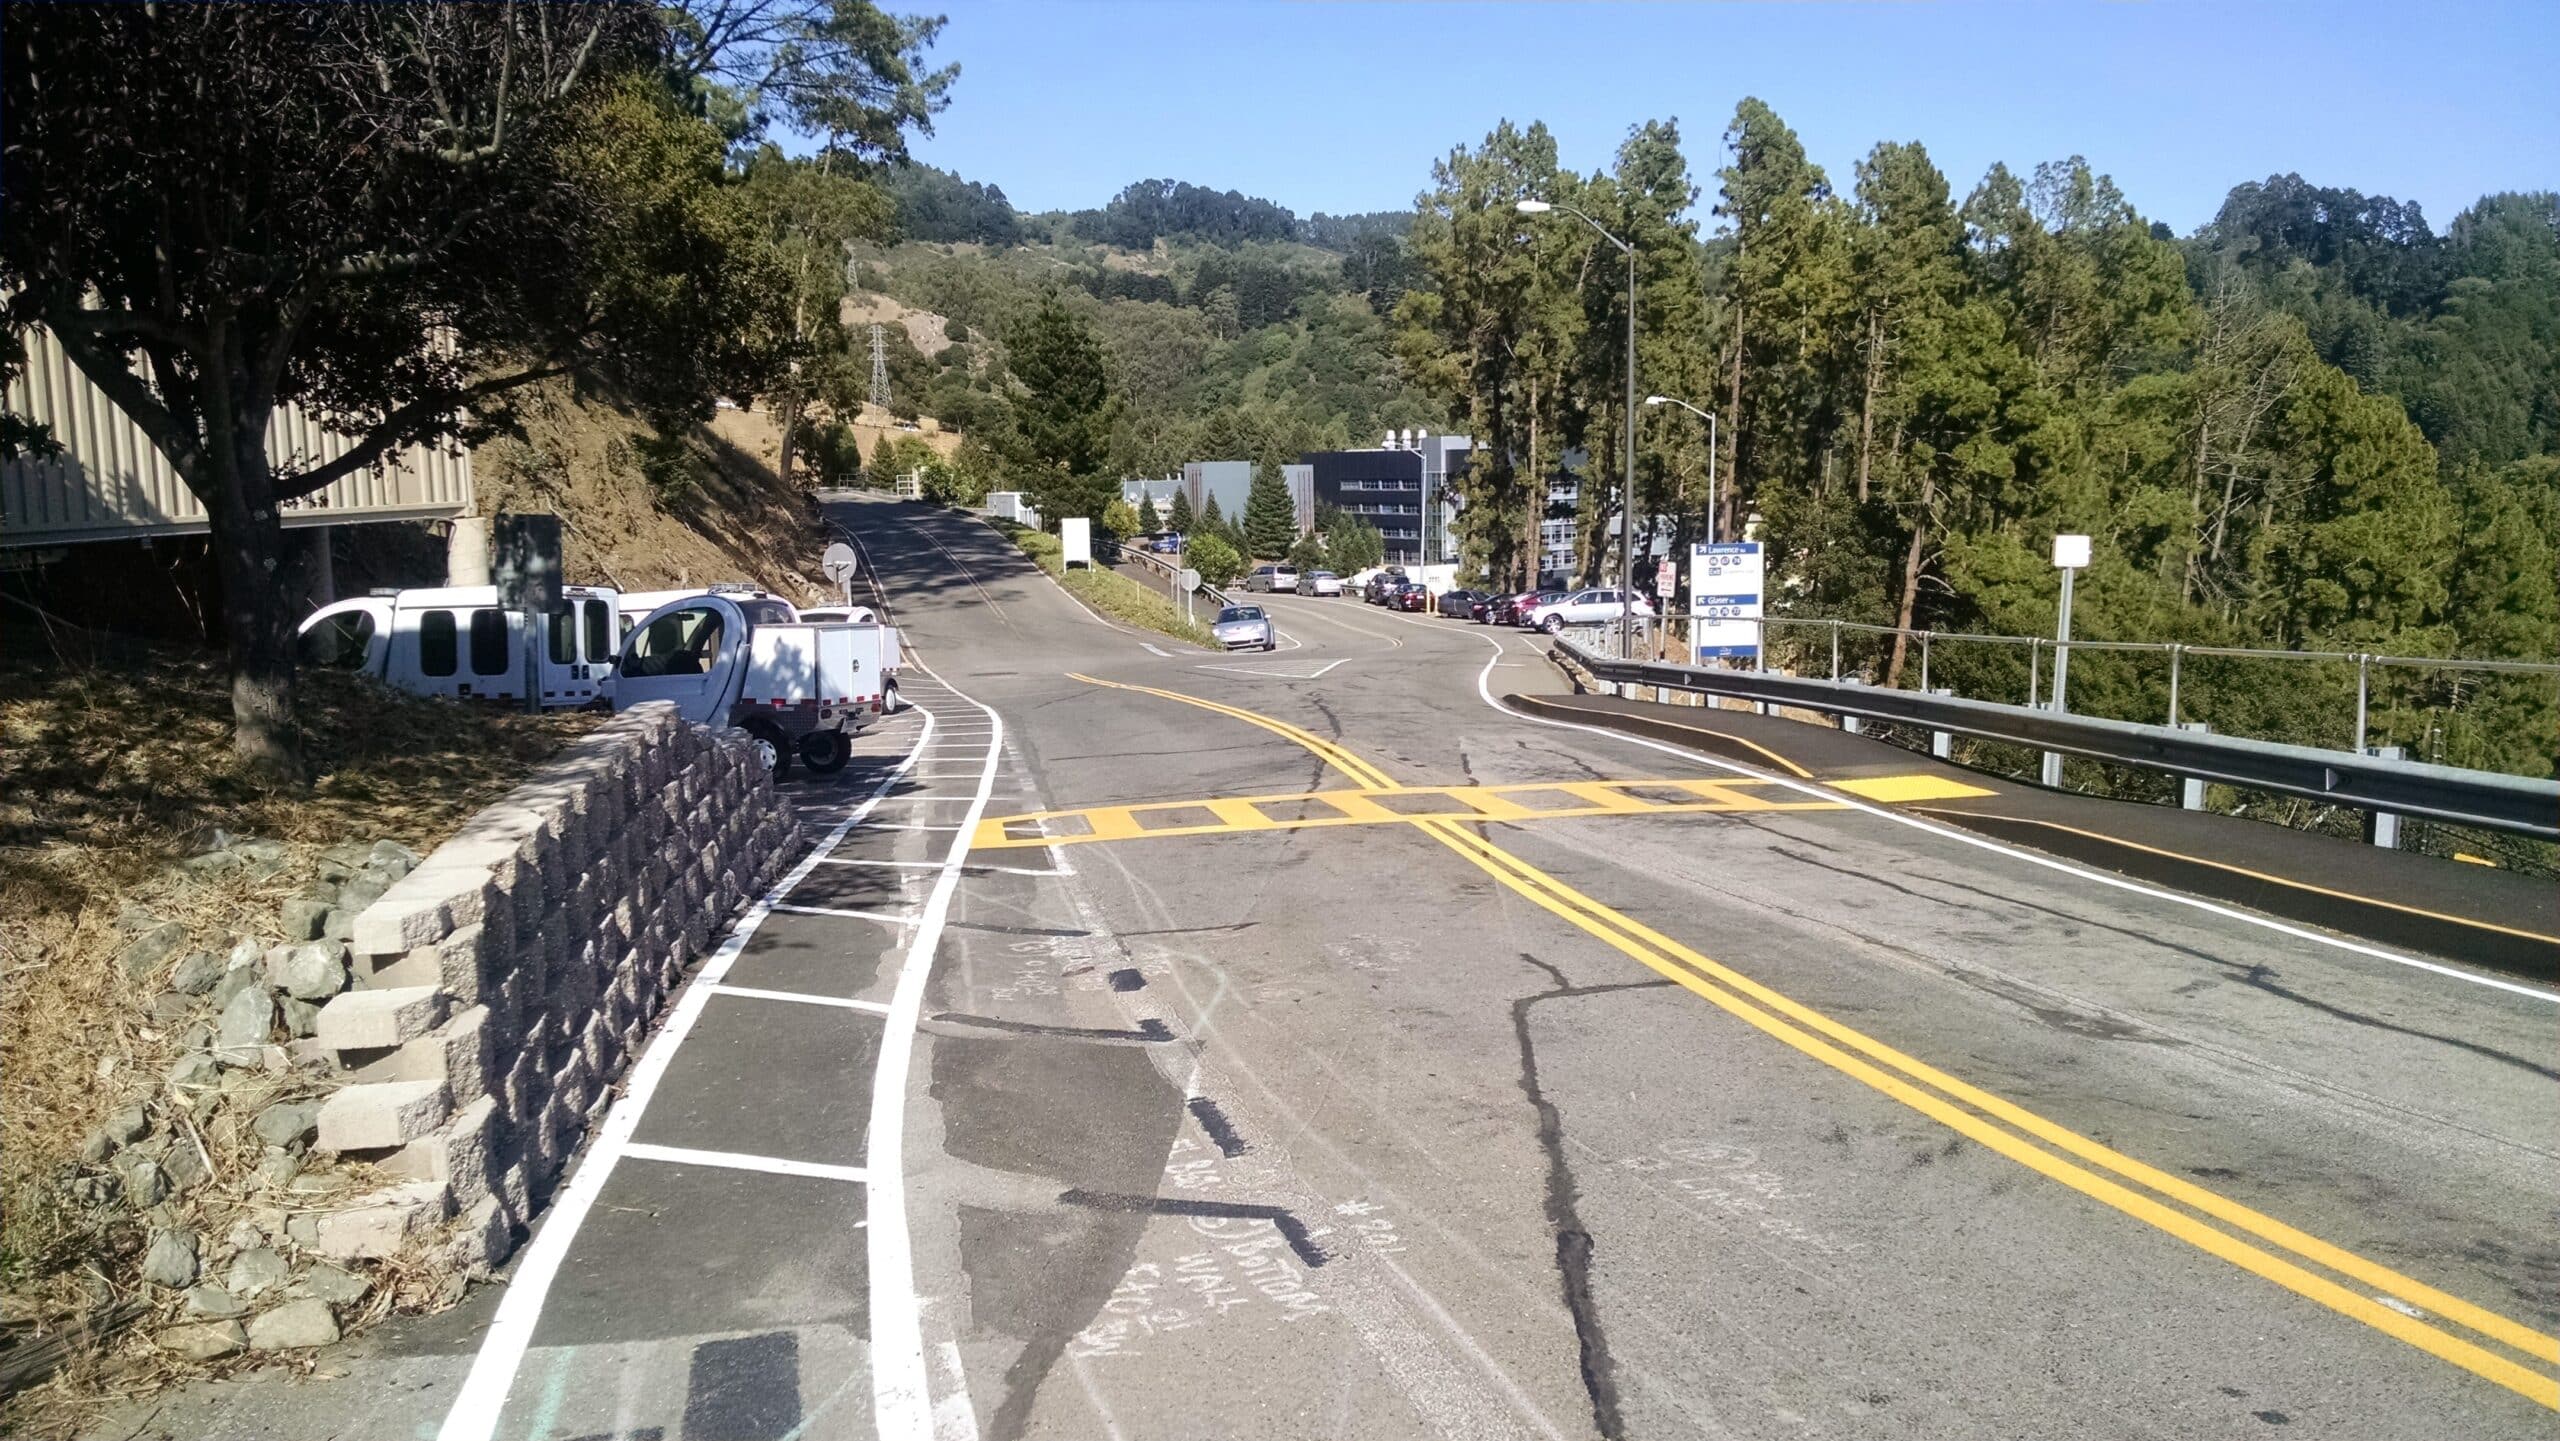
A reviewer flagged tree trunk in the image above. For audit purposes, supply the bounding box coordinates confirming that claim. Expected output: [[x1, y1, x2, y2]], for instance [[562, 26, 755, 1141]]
[[201, 433, 307, 782], [2182, 408, 2211, 603], [1724, 301, 1746, 542], [1883, 469, 1934, 687], [1523, 386, 1541, 591], [1857, 307, 1883, 504]]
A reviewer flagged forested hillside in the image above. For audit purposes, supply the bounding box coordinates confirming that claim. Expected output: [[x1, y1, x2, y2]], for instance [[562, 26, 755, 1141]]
[[833, 106, 2553, 775]]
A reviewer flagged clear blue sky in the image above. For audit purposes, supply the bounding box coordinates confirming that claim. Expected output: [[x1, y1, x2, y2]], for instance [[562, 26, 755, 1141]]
[[898, 0, 2555, 236]]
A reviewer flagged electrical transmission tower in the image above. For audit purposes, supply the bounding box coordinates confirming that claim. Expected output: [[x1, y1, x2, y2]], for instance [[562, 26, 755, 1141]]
[[867, 324, 891, 412]]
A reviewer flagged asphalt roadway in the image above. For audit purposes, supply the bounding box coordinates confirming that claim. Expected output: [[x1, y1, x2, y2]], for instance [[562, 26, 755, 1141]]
[[92, 495, 2560, 1441]]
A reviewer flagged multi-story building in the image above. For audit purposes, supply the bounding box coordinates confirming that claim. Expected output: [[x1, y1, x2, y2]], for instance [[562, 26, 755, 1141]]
[[1298, 431, 1469, 567]]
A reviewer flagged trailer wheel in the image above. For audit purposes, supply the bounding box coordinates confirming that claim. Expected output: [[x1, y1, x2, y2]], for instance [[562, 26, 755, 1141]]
[[799, 729, 851, 774], [742, 718, 791, 782]]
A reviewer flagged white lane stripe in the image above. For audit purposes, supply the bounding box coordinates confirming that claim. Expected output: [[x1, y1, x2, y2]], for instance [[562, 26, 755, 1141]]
[[623, 1143, 873, 1185], [825, 856, 1074, 877], [869, 822, 962, 833], [774, 903, 918, 925], [1468, 640, 2560, 1005], [706, 983, 894, 1015], [436, 710, 936, 1441], [868, 656, 1002, 1441]]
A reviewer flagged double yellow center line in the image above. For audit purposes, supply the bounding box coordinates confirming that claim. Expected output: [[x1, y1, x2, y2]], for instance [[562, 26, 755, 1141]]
[[1066, 672, 2560, 1410]]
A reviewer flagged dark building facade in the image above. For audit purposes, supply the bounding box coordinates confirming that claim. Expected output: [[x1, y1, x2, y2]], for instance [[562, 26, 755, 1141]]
[[1301, 436, 1469, 566]]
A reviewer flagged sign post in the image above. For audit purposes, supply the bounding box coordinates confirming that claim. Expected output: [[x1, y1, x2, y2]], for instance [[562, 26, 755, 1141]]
[[1176, 567, 1201, 625], [821, 541, 860, 609], [493, 513, 563, 714], [2042, 534, 2092, 786], [1689, 541, 1764, 667]]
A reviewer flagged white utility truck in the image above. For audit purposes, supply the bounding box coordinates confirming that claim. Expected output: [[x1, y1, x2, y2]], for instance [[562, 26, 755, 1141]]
[[614, 586, 798, 642], [615, 588, 902, 778], [296, 585, 622, 709]]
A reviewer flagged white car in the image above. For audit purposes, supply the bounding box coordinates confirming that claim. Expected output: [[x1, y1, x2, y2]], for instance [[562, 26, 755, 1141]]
[[1306, 570, 1344, 597], [1213, 604, 1277, 651], [1522, 587, 1655, 632]]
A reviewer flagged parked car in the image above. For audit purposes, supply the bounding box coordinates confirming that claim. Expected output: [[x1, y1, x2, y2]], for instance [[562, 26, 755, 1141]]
[[1435, 589, 1484, 618], [1306, 570, 1344, 597], [1392, 583, 1430, 613], [1466, 593, 1500, 622], [1212, 603, 1277, 651], [1522, 587, 1655, 632], [1483, 590, 1545, 626], [1244, 564, 1300, 593], [1364, 568, 1409, 605]]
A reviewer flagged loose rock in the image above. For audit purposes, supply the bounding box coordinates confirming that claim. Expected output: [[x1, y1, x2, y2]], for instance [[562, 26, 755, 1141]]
[[297, 1264, 371, 1305], [209, 964, 264, 1009], [281, 997, 321, 1037], [337, 874, 389, 913], [79, 1130, 115, 1164], [226, 1219, 266, 1251], [166, 1053, 221, 1090], [257, 1148, 301, 1188], [246, 1298, 338, 1351], [147, 993, 197, 1023], [163, 1141, 209, 1192], [157, 1320, 247, 1360], [232, 837, 288, 864], [214, 984, 275, 1064], [123, 1157, 170, 1208], [141, 1229, 200, 1288], [118, 921, 189, 982], [184, 1284, 247, 1319], [105, 1105, 150, 1145], [169, 950, 228, 995], [251, 1100, 321, 1149], [182, 849, 245, 877], [227, 1246, 289, 1298], [368, 839, 421, 875], [279, 896, 330, 943], [268, 941, 348, 1001]]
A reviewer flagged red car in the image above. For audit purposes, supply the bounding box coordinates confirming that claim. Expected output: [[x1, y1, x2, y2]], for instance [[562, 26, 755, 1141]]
[[1393, 582, 1429, 612]]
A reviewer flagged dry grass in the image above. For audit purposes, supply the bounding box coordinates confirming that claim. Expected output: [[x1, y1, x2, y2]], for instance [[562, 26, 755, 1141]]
[[0, 636, 597, 1413], [472, 375, 834, 603]]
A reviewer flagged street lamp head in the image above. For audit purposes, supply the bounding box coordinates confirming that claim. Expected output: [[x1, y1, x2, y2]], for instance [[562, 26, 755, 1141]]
[[1514, 199, 1552, 214], [1643, 395, 1671, 406]]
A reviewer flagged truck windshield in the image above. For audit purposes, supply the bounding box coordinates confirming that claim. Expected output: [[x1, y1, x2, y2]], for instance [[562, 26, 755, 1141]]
[[623, 607, 724, 678]]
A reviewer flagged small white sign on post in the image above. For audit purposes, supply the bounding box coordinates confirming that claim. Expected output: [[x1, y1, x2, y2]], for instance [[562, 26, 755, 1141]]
[[2052, 533, 2091, 569], [1690, 541, 1764, 662], [1655, 559, 1678, 599], [1060, 516, 1093, 569]]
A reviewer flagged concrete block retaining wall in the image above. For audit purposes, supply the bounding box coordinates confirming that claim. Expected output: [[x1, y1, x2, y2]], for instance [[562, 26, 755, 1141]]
[[305, 702, 798, 1271]]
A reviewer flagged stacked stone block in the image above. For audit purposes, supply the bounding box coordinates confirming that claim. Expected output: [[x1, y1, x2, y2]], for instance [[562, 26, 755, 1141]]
[[305, 702, 800, 1272]]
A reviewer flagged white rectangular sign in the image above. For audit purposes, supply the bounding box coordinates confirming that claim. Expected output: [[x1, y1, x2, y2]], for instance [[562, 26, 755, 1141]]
[[1060, 516, 1092, 568], [1689, 541, 1763, 661]]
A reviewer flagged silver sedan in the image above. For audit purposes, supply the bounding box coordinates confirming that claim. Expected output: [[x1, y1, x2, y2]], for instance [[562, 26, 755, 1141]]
[[1213, 604, 1276, 651]]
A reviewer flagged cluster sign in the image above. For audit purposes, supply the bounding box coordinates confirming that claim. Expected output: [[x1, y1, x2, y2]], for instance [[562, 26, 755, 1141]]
[[1690, 541, 1763, 661]]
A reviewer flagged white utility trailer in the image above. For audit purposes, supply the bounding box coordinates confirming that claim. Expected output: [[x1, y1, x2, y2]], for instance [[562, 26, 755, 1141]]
[[615, 591, 902, 778], [296, 585, 621, 709]]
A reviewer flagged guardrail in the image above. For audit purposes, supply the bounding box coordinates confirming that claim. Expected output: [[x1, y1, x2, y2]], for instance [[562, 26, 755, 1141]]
[[1116, 543, 1232, 610], [1556, 640, 2560, 841]]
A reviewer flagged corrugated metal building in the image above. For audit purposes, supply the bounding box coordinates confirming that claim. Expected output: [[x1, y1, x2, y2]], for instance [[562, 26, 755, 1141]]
[[2, 324, 472, 548]]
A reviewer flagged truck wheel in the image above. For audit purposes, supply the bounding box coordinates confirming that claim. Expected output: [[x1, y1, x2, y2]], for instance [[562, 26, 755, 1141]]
[[743, 718, 791, 782], [799, 729, 851, 774]]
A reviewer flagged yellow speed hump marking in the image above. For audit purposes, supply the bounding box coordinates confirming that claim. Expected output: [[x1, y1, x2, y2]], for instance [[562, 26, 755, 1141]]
[[1065, 671, 2560, 1410], [970, 774, 1856, 850]]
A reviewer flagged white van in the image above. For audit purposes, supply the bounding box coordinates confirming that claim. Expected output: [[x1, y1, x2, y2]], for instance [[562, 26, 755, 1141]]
[[297, 586, 621, 708], [1244, 564, 1299, 593]]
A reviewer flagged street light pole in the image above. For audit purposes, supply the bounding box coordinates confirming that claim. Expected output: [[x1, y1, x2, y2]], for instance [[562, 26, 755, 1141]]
[[1642, 395, 1718, 546], [1519, 198, 1637, 657]]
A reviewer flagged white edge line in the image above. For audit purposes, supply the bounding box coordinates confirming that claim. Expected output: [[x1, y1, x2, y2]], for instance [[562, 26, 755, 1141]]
[[623, 1142, 873, 1185], [707, 983, 894, 1015], [436, 709, 937, 1441], [869, 656, 1003, 1441], [1469, 639, 2560, 1005]]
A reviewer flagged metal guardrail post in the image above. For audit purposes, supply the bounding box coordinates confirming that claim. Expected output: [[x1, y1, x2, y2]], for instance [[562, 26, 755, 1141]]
[[1829, 620, 1842, 682], [2037, 700, 2064, 789], [1918, 631, 1931, 693], [2353, 654, 2371, 755], [2365, 745, 2403, 849], [1929, 688, 1954, 758], [2178, 722, 2212, 809], [1839, 678, 1866, 735], [2167, 643, 2183, 726], [2028, 637, 2041, 707]]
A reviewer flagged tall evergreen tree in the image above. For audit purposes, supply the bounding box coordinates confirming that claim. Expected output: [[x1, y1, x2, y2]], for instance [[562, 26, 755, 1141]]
[[1167, 486, 1195, 533], [1138, 492, 1162, 533], [1004, 288, 1121, 526], [1243, 461, 1298, 558]]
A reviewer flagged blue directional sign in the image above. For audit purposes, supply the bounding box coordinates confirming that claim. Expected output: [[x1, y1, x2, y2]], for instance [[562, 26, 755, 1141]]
[[1689, 541, 1763, 661]]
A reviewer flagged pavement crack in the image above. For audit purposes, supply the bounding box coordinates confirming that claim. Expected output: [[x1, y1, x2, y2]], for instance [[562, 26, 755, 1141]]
[[1512, 952, 1669, 1441], [925, 1012, 1174, 1044]]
